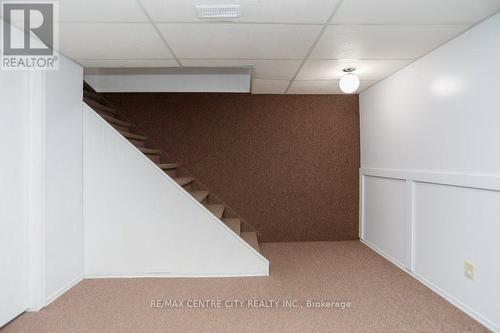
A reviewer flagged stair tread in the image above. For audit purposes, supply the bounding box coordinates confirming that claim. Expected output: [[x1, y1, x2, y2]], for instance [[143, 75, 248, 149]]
[[85, 99, 117, 114], [241, 232, 260, 252], [157, 163, 179, 170], [139, 147, 161, 154], [83, 90, 100, 97], [190, 190, 209, 203], [99, 113, 131, 127], [222, 218, 241, 235], [119, 130, 147, 140], [205, 204, 225, 219], [174, 177, 194, 186], [83, 91, 102, 102]]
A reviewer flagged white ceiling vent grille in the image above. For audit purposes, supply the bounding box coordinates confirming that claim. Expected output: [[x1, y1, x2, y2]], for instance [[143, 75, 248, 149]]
[[196, 5, 241, 19]]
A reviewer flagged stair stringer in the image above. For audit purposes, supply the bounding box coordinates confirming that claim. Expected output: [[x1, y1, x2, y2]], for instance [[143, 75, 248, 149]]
[[83, 105, 269, 277]]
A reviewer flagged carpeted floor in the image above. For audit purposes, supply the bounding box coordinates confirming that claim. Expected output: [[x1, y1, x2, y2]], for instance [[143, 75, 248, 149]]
[[2, 241, 487, 332]]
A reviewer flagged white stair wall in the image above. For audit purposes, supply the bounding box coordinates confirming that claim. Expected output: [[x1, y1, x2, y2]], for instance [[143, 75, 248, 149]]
[[83, 105, 269, 277]]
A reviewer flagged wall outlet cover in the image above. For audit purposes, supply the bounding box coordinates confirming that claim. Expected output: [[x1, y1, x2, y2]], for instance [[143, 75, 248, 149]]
[[464, 261, 474, 280]]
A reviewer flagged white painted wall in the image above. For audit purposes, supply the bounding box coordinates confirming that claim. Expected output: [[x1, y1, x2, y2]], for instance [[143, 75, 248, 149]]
[[44, 56, 84, 304], [83, 105, 268, 277], [360, 12, 500, 332], [0, 70, 30, 327], [0, 48, 84, 327], [360, 16, 500, 174]]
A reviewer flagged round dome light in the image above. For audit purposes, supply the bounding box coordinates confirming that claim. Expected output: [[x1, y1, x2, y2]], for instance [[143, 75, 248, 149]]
[[339, 73, 360, 94]]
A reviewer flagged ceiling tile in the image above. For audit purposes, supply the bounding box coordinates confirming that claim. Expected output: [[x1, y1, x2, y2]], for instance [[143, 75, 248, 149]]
[[59, 23, 174, 60], [76, 59, 179, 68], [158, 24, 321, 59], [180, 59, 302, 80], [310, 25, 469, 59], [139, 0, 341, 23], [287, 80, 376, 94], [297, 59, 411, 81], [59, 0, 148, 22], [332, 0, 500, 24], [252, 79, 290, 94]]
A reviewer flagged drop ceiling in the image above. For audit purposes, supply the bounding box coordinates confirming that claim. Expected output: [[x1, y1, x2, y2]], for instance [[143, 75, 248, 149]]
[[58, 0, 500, 94]]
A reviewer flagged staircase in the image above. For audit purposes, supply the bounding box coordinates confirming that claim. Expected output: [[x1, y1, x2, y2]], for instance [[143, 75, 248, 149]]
[[83, 83, 261, 253]]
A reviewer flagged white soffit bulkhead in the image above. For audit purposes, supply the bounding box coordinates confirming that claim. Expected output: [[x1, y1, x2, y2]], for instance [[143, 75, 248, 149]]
[[58, 0, 500, 94], [84, 67, 252, 93]]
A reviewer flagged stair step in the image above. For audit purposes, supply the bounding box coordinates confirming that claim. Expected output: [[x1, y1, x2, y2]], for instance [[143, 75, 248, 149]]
[[157, 163, 179, 170], [190, 190, 209, 203], [85, 99, 117, 114], [83, 91, 102, 102], [100, 113, 131, 127], [174, 177, 194, 187], [205, 204, 225, 219], [241, 232, 260, 252], [119, 130, 147, 141], [222, 218, 241, 235], [112, 123, 131, 132], [83, 89, 100, 97], [139, 147, 161, 155]]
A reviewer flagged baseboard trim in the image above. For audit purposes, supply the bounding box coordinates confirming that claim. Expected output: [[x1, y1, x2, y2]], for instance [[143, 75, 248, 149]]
[[41, 273, 84, 309], [84, 270, 269, 279], [361, 239, 499, 333], [30, 269, 269, 313]]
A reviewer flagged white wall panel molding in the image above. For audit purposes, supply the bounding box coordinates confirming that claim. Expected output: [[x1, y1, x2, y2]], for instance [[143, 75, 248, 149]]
[[361, 175, 409, 268], [361, 167, 500, 192], [359, 168, 500, 332], [27, 70, 47, 312]]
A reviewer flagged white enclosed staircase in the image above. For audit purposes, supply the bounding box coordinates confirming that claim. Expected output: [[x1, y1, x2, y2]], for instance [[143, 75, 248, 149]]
[[83, 84, 268, 277]]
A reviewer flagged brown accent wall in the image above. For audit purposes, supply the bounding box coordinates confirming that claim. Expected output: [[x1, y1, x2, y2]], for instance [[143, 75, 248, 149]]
[[103, 93, 360, 242]]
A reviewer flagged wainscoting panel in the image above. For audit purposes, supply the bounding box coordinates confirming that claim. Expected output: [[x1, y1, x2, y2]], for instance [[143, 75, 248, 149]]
[[414, 182, 500, 329], [360, 168, 500, 331], [362, 175, 410, 268]]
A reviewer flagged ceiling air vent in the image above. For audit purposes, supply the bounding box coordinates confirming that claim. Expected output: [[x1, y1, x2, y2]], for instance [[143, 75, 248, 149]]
[[196, 5, 241, 19]]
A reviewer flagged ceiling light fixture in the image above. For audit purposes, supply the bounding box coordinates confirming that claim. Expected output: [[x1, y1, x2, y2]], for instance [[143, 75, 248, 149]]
[[196, 5, 241, 19], [339, 67, 360, 94]]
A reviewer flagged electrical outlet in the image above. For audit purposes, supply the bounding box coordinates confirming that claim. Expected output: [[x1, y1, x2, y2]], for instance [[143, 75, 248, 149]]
[[464, 261, 474, 280]]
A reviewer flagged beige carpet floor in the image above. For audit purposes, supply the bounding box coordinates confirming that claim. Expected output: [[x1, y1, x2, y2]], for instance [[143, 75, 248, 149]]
[[2, 241, 487, 333]]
